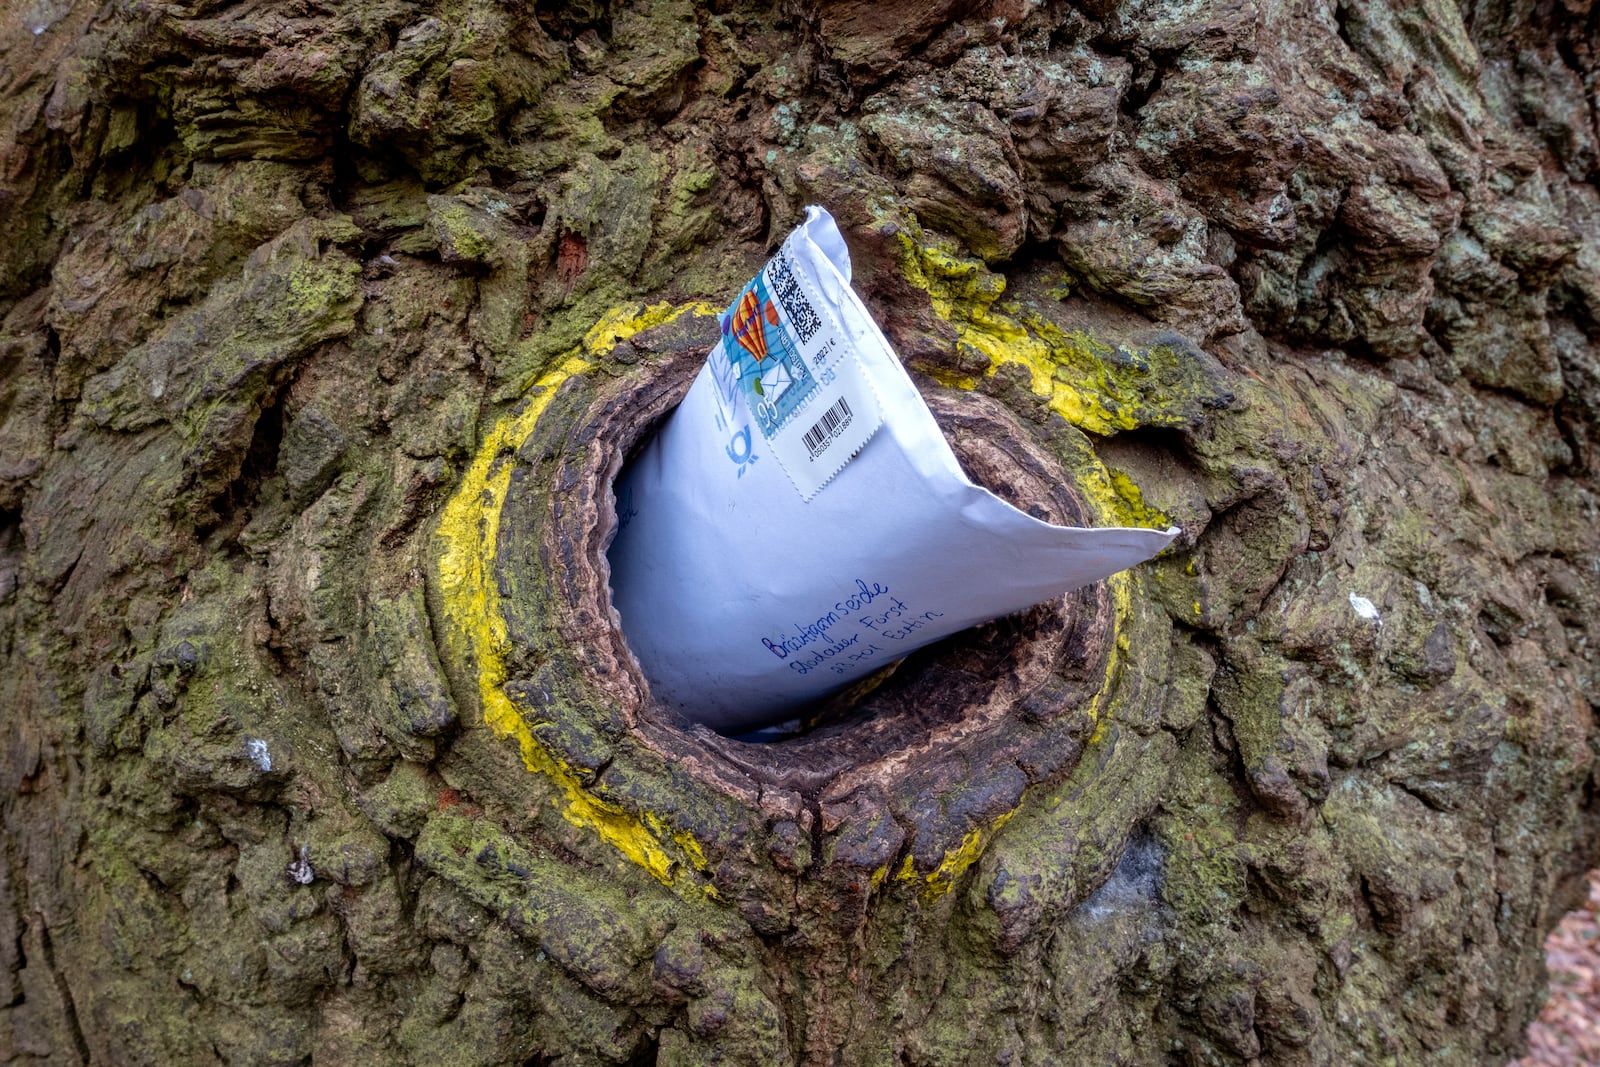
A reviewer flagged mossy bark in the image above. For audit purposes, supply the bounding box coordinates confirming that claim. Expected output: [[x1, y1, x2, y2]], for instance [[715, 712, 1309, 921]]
[[4, 1, 1600, 1064]]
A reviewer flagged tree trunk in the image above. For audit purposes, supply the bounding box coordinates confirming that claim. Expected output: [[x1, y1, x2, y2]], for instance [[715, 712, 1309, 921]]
[[4, 0, 1600, 1064]]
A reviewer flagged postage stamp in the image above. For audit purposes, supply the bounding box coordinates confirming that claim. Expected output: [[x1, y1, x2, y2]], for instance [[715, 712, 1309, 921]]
[[722, 268, 818, 437], [708, 225, 883, 500]]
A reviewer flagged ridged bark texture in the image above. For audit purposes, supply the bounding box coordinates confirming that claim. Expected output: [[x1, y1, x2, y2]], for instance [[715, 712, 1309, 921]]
[[3, 0, 1600, 1064]]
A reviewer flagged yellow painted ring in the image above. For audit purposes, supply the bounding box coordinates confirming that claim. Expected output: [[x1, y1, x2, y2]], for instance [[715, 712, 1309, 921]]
[[435, 300, 718, 891]]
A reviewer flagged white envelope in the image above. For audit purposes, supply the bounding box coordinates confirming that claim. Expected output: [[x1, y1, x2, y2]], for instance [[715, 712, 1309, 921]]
[[608, 206, 1177, 734]]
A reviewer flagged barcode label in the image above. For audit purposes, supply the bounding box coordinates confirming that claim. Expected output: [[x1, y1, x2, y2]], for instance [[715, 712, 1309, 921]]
[[802, 398, 852, 459]]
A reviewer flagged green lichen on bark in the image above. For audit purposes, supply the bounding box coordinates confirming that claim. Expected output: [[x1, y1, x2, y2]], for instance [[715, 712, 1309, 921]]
[[3, 0, 1600, 1064]]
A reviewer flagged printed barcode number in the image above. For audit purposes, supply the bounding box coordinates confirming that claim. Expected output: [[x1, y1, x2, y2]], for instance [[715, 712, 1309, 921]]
[[802, 398, 853, 459]]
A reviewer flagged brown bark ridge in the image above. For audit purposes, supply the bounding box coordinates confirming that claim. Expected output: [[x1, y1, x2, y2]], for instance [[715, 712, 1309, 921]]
[[3, 0, 1599, 1063]]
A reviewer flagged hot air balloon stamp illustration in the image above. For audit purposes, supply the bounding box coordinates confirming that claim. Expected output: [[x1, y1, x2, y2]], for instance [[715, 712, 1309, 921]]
[[720, 269, 817, 438]]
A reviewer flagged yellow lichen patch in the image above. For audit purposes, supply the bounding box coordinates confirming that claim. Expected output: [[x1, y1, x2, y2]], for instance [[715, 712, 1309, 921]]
[[922, 365, 979, 391], [582, 299, 718, 356], [644, 812, 714, 875], [894, 231, 1203, 437], [1106, 470, 1171, 529], [891, 228, 1176, 533], [1070, 451, 1174, 536], [436, 303, 718, 891], [869, 863, 892, 892], [1086, 571, 1135, 745], [897, 810, 1019, 901]]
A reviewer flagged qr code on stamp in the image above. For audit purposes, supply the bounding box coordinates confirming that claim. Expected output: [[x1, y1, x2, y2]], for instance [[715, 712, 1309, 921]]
[[767, 251, 822, 344]]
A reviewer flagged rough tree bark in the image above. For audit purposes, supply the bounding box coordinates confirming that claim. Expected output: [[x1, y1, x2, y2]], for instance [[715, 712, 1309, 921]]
[[4, 0, 1600, 1063]]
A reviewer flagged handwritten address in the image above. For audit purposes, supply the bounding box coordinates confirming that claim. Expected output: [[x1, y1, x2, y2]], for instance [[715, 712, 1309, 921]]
[[760, 578, 945, 677]]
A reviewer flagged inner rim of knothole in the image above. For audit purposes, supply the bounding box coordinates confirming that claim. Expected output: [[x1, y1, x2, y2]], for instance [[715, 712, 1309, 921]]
[[585, 349, 1093, 762]]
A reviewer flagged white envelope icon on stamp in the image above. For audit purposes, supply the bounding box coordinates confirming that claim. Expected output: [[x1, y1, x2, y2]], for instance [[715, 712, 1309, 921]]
[[759, 361, 794, 400]]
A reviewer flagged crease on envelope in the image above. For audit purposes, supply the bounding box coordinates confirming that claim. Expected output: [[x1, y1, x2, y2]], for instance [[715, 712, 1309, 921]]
[[608, 206, 1178, 735]]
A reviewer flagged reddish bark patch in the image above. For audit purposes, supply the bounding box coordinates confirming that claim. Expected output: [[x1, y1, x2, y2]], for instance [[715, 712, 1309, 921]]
[[557, 231, 587, 288]]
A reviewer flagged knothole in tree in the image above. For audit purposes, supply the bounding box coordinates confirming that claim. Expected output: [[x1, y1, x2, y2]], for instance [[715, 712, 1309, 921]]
[[431, 304, 1163, 918]]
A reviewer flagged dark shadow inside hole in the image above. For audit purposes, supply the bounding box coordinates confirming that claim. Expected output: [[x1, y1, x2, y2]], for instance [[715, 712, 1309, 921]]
[[721, 604, 1054, 744]]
